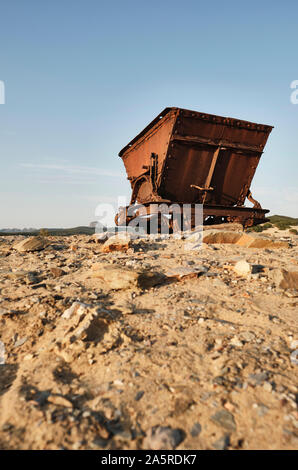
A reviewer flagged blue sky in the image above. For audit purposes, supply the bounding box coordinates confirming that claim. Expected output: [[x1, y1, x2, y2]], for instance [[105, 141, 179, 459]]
[[0, 0, 297, 227]]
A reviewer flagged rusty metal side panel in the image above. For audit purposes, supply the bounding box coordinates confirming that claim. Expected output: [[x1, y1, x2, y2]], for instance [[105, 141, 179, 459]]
[[158, 142, 215, 203], [206, 151, 261, 206], [120, 109, 178, 187], [158, 110, 272, 205], [159, 141, 263, 206], [176, 109, 272, 151]]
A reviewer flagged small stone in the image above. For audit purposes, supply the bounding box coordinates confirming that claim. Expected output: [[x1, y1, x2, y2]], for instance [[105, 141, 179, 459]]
[[270, 269, 298, 290], [224, 402, 235, 412], [50, 267, 65, 278], [24, 353, 33, 361], [101, 233, 132, 253], [91, 264, 165, 290], [14, 337, 27, 348], [92, 436, 108, 448], [13, 236, 48, 252], [263, 382, 272, 392], [62, 301, 89, 319], [165, 266, 208, 281], [233, 260, 252, 277], [256, 404, 269, 417], [135, 391, 144, 401], [0, 307, 9, 316], [211, 409, 236, 432], [25, 272, 40, 285], [249, 371, 269, 386], [202, 230, 288, 248], [190, 422, 202, 437], [203, 231, 242, 245], [47, 395, 73, 408], [45, 254, 56, 260], [290, 340, 298, 350], [143, 426, 185, 450], [240, 331, 256, 342], [229, 337, 243, 348], [59, 306, 118, 350], [212, 434, 230, 450], [114, 380, 124, 387], [91, 233, 109, 244]]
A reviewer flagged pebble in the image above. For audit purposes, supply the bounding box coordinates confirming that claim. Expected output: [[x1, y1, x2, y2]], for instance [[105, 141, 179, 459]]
[[100, 233, 132, 253], [211, 409, 236, 432], [13, 236, 48, 253], [229, 337, 243, 347], [143, 426, 185, 450], [91, 264, 165, 290], [62, 301, 89, 319], [249, 371, 269, 386], [190, 422, 202, 437], [24, 353, 33, 361], [135, 391, 144, 401], [114, 379, 124, 387], [47, 395, 73, 408], [212, 434, 230, 450], [240, 331, 256, 342], [50, 267, 65, 278], [257, 405, 269, 417], [14, 337, 27, 348], [263, 382, 272, 392], [233, 260, 252, 277]]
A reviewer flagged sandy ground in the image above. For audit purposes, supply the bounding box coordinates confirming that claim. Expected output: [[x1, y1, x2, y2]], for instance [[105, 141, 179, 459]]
[[0, 228, 297, 450]]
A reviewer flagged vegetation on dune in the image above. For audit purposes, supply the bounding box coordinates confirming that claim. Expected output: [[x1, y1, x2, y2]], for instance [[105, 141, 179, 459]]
[[247, 215, 298, 232], [268, 215, 298, 230]]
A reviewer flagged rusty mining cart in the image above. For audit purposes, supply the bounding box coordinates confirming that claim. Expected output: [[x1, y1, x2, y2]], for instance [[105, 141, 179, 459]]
[[115, 107, 273, 231]]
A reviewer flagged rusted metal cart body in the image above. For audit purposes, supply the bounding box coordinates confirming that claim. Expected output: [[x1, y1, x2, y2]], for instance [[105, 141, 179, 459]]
[[116, 107, 273, 229]]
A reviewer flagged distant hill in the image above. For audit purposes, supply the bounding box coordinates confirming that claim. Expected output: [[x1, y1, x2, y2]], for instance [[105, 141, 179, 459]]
[[0, 226, 96, 236], [268, 215, 298, 230], [0, 215, 297, 237]]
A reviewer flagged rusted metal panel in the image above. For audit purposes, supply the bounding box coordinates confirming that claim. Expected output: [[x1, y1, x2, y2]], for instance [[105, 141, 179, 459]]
[[118, 107, 273, 225], [120, 109, 178, 194]]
